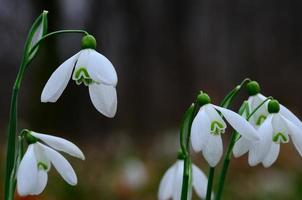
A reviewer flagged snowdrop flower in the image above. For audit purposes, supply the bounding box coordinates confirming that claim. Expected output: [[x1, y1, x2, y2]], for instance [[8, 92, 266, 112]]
[[249, 100, 302, 167], [191, 92, 259, 167], [41, 35, 117, 117], [234, 81, 302, 160], [233, 81, 269, 158], [17, 130, 85, 196], [158, 158, 208, 200]]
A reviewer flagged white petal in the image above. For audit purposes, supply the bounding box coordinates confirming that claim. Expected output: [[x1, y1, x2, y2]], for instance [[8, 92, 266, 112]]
[[89, 83, 117, 117], [17, 144, 38, 196], [280, 104, 302, 130], [33, 143, 51, 171], [87, 50, 117, 85], [204, 104, 226, 128], [31, 170, 48, 195], [249, 94, 269, 127], [192, 164, 207, 199], [191, 107, 211, 152], [158, 163, 175, 200], [41, 52, 79, 102], [76, 49, 118, 85], [213, 105, 259, 141], [283, 116, 302, 156], [203, 135, 223, 167], [39, 143, 78, 185], [233, 137, 250, 158], [262, 143, 280, 167], [248, 116, 273, 166], [31, 132, 85, 160], [172, 160, 184, 200]]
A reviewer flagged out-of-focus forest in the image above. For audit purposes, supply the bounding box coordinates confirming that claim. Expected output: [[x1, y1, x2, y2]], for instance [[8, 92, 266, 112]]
[[1, 0, 302, 199]]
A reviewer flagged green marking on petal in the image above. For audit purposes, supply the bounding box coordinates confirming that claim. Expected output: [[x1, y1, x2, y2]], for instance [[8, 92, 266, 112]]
[[72, 67, 95, 86], [210, 121, 225, 136], [272, 132, 289, 144], [256, 115, 267, 126], [37, 162, 48, 170]]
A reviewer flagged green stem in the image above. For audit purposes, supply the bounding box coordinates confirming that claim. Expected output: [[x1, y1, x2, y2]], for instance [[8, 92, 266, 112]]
[[215, 97, 272, 200], [4, 29, 88, 200], [205, 167, 215, 200], [215, 130, 238, 200], [205, 79, 251, 199], [28, 29, 88, 62]]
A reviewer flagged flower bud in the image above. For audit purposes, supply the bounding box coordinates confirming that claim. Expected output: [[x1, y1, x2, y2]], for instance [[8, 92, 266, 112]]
[[81, 34, 97, 49], [246, 81, 260, 96], [197, 92, 211, 106], [268, 99, 280, 113]]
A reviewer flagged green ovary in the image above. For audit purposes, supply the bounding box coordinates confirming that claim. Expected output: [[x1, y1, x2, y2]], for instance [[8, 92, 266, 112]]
[[256, 115, 267, 126], [73, 67, 94, 86], [272, 132, 289, 144], [210, 121, 225, 135]]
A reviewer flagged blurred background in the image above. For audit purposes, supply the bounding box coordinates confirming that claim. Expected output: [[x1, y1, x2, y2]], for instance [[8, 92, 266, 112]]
[[1, 0, 302, 199]]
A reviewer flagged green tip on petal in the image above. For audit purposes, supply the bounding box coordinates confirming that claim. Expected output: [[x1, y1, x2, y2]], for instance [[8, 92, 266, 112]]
[[177, 149, 186, 160], [268, 99, 280, 113], [197, 92, 211, 106], [24, 131, 38, 144], [246, 81, 260, 96], [81, 34, 97, 49]]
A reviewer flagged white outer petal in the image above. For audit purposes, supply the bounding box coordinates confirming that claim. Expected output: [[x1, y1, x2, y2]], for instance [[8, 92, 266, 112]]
[[280, 104, 302, 130], [233, 137, 250, 158], [262, 143, 280, 168], [248, 115, 273, 166], [39, 143, 78, 185], [204, 104, 226, 127], [213, 105, 259, 141], [191, 107, 211, 152], [86, 49, 118, 86], [173, 160, 184, 200], [192, 164, 207, 199], [283, 116, 302, 156], [203, 135, 223, 167], [41, 52, 79, 102], [158, 163, 175, 200], [17, 144, 38, 196], [31, 132, 85, 160], [31, 170, 48, 195], [88, 83, 117, 117]]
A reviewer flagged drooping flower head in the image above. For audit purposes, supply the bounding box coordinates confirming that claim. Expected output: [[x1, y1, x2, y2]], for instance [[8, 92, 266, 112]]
[[17, 130, 85, 196], [248, 99, 302, 167], [191, 92, 259, 167], [41, 34, 117, 117], [158, 153, 208, 200]]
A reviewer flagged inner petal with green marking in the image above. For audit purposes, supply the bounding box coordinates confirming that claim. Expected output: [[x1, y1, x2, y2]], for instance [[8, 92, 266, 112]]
[[72, 67, 95, 86], [37, 162, 49, 170], [210, 121, 226, 136], [272, 132, 289, 144], [256, 115, 267, 126]]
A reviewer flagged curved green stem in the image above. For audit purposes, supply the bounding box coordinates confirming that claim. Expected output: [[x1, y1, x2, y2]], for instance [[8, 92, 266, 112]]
[[4, 27, 88, 200], [215, 97, 272, 200], [205, 78, 251, 199], [29, 29, 88, 61]]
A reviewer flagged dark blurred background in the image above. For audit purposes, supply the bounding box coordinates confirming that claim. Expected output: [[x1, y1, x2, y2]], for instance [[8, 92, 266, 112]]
[[1, 0, 302, 199]]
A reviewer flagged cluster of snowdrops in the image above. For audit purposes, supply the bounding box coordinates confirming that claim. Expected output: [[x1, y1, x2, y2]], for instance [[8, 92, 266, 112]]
[[4, 11, 302, 200]]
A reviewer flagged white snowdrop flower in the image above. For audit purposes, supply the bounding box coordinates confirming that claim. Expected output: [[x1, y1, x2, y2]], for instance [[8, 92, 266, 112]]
[[233, 81, 302, 160], [248, 100, 302, 167], [17, 131, 85, 196], [158, 159, 208, 200], [191, 93, 259, 167], [41, 35, 118, 118], [233, 81, 269, 158]]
